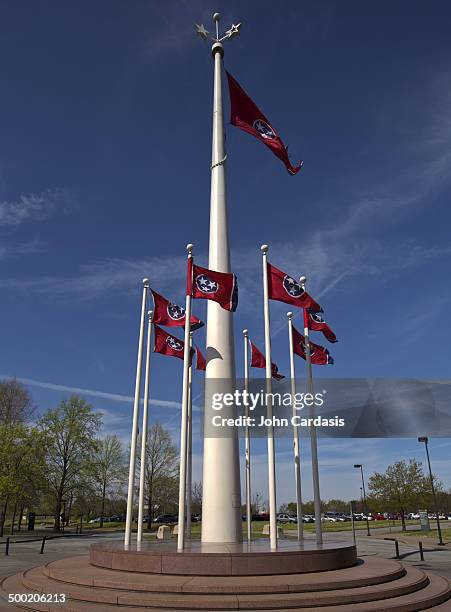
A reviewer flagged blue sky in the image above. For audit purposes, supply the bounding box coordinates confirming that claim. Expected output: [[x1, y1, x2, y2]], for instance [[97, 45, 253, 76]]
[[1, 0, 450, 504]]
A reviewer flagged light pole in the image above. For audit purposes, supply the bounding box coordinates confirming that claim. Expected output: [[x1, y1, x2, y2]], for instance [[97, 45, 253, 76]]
[[354, 464, 370, 536], [418, 437, 444, 546]]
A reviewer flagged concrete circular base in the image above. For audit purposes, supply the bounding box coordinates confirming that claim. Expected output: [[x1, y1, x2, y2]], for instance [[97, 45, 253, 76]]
[[90, 539, 357, 575]]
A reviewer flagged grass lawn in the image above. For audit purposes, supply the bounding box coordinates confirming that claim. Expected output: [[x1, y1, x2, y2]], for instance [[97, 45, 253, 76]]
[[139, 519, 423, 540], [397, 524, 451, 542], [6, 517, 442, 540]]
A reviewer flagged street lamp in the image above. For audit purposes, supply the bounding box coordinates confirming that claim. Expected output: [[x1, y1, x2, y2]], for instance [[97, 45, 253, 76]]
[[418, 437, 444, 546], [354, 464, 371, 536]]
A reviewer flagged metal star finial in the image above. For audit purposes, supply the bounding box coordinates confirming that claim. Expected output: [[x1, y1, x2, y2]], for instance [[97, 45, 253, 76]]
[[194, 23, 209, 40], [194, 13, 242, 44], [225, 23, 242, 40]]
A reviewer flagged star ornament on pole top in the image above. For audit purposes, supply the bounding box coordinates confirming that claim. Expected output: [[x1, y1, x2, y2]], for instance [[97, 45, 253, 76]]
[[194, 13, 242, 44]]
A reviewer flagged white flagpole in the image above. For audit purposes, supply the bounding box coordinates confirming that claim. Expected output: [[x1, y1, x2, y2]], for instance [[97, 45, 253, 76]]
[[177, 244, 194, 551], [186, 331, 193, 539], [243, 329, 252, 542], [201, 13, 242, 545], [261, 244, 277, 550], [137, 309, 153, 545], [125, 278, 149, 547], [287, 312, 303, 541], [301, 277, 323, 545]]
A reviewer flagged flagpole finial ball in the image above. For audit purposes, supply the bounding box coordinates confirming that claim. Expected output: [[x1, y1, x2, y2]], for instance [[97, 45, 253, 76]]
[[299, 275, 307, 286], [213, 13, 220, 22], [143, 278, 150, 287], [243, 329, 248, 336], [186, 243, 194, 254], [261, 244, 269, 253], [287, 311, 293, 319]]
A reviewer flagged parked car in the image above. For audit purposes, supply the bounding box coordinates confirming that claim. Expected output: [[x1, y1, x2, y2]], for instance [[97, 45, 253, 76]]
[[277, 513, 296, 523], [153, 514, 178, 524], [323, 512, 339, 522], [371, 513, 386, 521], [252, 513, 270, 521], [88, 517, 102, 523], [109, 515, 125, 522]]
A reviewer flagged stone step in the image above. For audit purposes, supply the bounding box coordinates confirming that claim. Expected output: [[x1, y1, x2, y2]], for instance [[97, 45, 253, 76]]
[[15, 563, 436, 609], [1, 564, 449, 612], [296, 572, 450, 611], [43, 555, 406, 594]]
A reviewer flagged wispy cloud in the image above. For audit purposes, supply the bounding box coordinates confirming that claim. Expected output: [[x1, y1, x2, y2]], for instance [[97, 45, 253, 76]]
[[0, 238, 43, 261], [0, 375, 183, 410], [2, 76, 451, 308], [0, 188, 75, 228]]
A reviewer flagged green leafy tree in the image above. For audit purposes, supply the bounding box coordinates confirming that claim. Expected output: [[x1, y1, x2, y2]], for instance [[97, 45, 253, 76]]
[[287, 500, 322, 515], [39, 396, 101, 531], [0, 423, 47, 536], [368, 459, 439, 530], [324, 499, 349, 512], [91, 435, 127, 527]]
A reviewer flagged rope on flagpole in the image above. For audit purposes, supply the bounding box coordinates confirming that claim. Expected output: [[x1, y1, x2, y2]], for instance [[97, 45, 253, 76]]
[[210, 154, 227, 170]]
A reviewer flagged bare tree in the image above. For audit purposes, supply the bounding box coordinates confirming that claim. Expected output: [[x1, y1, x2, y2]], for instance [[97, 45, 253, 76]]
[[143, 423, 178, 529], [0, 379, 35, 425], [191, 481, 203, 515], [91, 435, 127, 527]]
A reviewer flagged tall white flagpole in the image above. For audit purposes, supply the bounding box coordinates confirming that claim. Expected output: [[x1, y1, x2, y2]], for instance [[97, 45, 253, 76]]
[[177, 244, 194, 551], [125, 278, 149, 547], [287, 312, 303, 541], [243, 329, 252, 542], [261, 244, 277, 550], [301, 278, 323, 544], [137, 309, 153, 545], [185, 331, 193, 540], [201, 13, 242, 544]]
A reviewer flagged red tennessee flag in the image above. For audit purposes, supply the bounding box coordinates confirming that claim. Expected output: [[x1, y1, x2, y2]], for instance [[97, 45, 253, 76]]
[[151, 289, 204, 330], [292, 325, 334, 365], [195, 346, 206, 371], [226, 71, 302, 176], [250, 341, 285, 380], [187, 259, 238, 312], [154, 325, 192, 361], [307, 310, 337, 343], [267, 262, 322, 312]]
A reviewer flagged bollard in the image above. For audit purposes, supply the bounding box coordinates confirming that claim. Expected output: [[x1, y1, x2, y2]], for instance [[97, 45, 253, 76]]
[[419, 541, 424, 561], [5, 537, 10, 556], [40, 536, 46, 554], [394, 540, 400, 559]]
